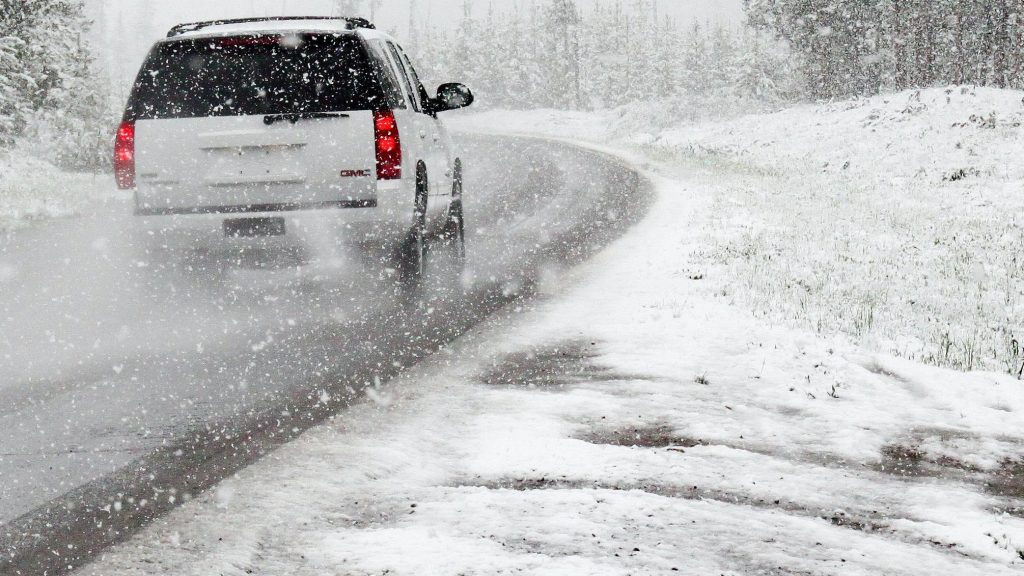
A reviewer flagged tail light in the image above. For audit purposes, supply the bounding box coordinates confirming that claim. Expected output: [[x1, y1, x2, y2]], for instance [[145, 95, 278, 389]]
[[114, 121, 136, 189], [374, 110, 401, 180]]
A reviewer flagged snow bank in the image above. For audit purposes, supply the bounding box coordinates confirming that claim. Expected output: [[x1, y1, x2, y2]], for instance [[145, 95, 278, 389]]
[[456, 87, 1024, 373], [0, 152, 113, 232], [659, 85, 1024, 181], [663, 86, 1024, 373]]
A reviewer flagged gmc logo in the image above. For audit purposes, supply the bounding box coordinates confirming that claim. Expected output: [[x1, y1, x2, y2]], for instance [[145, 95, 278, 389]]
[[340, 169, 372, 178]]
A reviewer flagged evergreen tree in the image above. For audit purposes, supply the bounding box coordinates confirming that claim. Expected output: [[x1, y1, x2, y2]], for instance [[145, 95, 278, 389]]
[[732, 30, 781, 101], [0, 36, 28, 144], [335, 0, 365, 16], [0, 0, 111, 169], [626, 3, 661, 103], [707, 24, 739, 96], [652, 18, 683, 100], [745, 0, 1024, 98], [541, 0, 583, 109], [407, 0, 794, 114], [679, 22, 710, 97]]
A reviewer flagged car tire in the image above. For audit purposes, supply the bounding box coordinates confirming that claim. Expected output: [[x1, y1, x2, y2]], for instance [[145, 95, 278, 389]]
[[443, 159, 466, 260], [398, 165, 429, 284]]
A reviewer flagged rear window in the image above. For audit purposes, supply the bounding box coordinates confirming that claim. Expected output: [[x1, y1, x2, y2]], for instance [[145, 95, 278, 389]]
[[125, 34, 385, 120]]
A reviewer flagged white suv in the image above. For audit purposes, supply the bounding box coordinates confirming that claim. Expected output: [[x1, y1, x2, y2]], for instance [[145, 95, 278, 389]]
[[115, 16, 473, 280]]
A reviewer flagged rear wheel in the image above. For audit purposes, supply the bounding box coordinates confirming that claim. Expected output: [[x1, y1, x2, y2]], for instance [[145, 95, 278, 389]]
[[398, 166, 429, 284], [443, 160, 466, 259]]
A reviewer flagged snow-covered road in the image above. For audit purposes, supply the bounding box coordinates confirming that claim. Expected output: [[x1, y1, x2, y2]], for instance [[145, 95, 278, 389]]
[[0, 134, 649, 574], [68, 120, 1024, 575]]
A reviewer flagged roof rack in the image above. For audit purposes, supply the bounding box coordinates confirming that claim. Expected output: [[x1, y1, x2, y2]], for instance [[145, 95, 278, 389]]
[[167, 16, 375, 38]]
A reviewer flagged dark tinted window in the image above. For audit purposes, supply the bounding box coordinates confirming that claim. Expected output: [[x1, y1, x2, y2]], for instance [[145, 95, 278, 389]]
[[126, 34, 385, 120], [386, 42, 421, 112], [365, 40, 407, 110], [396, 45, 433, 111]]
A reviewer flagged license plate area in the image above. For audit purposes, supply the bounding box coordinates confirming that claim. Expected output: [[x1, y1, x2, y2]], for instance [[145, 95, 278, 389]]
[[224, 217, 286, 238]]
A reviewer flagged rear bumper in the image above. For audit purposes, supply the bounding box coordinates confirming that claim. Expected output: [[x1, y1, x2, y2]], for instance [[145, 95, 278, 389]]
[[134, 199, 376, 216], [134, 193, 409, 255]]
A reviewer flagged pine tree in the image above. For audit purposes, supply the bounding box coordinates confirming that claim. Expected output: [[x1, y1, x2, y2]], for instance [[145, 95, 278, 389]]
[[335, 0, 365, 16], [0, 36, 27, 143], [679, 22, 710, 97], [0, 0, 112, 168], [745, 0, 1024, 98], [627, 2, 660, 103], [541, 0, 583, 109], [707, 24, 738, 96], [652, 18, 683, 100], [404, 0, 805, 113], [499, 2, 537, 108], [367, 0, 383, 21], [0, 1, 40, 142], [584, 0, 630, 107], [732, 30, 779, 101]]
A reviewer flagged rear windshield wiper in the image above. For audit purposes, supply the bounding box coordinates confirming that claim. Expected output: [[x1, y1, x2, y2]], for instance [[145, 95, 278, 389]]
[[263, 111, 351, 125]]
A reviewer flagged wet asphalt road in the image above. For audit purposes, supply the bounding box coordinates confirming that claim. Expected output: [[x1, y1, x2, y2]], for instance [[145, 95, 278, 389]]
[[0, 134, 649, 575]]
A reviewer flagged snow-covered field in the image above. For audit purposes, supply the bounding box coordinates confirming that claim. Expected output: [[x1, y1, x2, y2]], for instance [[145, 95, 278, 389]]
[[76, 92, 1024, 575], [460, 87, 1024, 374], [0, 153, 112, 232]]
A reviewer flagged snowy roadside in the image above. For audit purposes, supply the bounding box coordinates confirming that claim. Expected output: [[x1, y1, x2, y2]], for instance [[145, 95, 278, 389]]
[[0, 154, 114, 233], [457, 89, 1024, 375], [76, 112, 1024, 574]]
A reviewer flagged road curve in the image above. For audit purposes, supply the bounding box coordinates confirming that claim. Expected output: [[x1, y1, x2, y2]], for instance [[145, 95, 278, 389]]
[[0, 134, 651, 575]]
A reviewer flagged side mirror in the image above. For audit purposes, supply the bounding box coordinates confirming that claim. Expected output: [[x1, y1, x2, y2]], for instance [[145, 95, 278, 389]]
[[433, 83, 474, 113]]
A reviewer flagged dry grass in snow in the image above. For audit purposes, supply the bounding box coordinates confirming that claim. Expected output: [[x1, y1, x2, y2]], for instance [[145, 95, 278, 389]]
[[658, 86, 1024, 374]]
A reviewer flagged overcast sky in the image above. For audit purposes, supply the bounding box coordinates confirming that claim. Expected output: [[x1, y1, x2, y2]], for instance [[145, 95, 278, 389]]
[[85, 0, 744, 95]]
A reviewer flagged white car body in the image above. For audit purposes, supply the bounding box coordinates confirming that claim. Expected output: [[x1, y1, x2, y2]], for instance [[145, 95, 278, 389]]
[[118, 18, 466, 257]]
